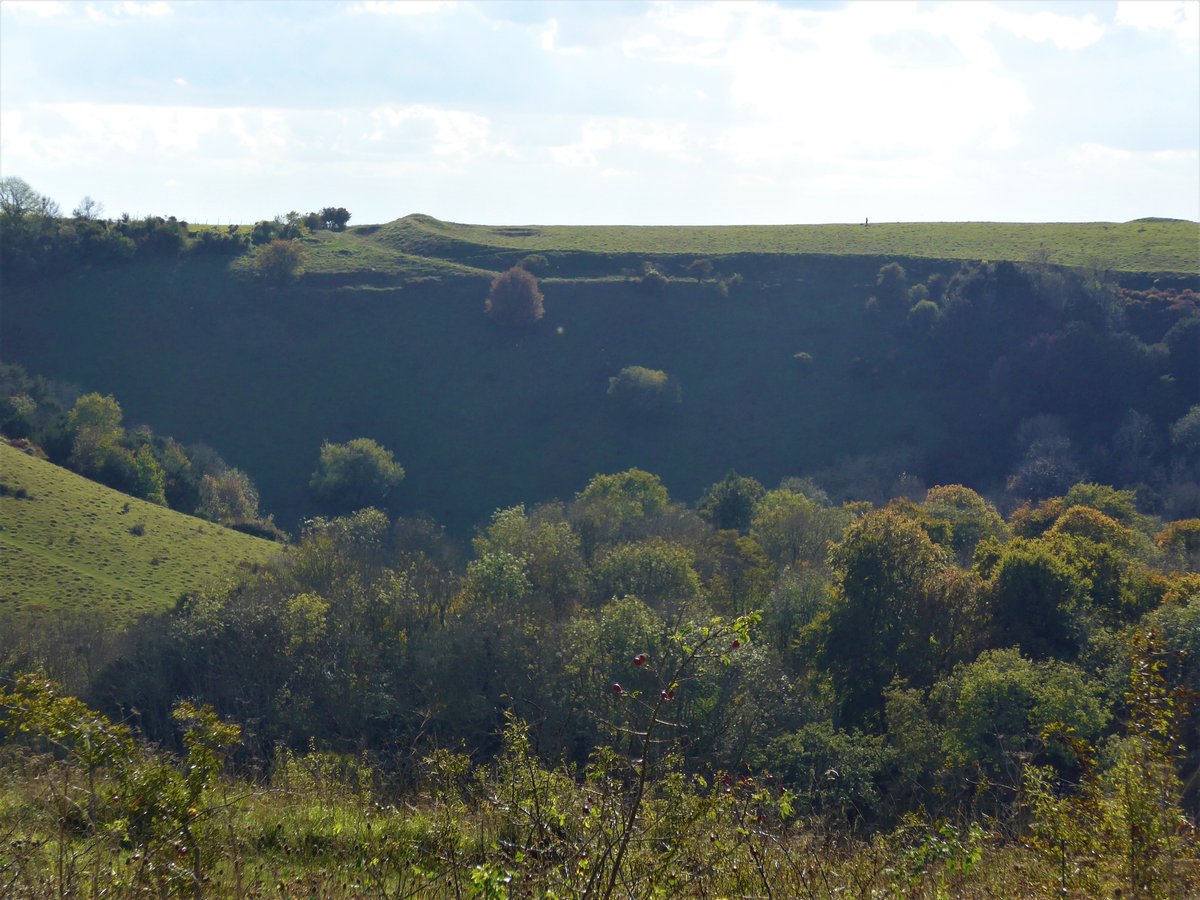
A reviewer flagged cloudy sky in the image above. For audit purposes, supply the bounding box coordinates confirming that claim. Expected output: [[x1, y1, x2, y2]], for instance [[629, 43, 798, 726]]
[[1, 0, 1196, 226]]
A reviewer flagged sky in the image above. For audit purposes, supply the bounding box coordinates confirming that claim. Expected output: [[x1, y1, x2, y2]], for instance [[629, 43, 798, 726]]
[[1, 0, 1197, 226]]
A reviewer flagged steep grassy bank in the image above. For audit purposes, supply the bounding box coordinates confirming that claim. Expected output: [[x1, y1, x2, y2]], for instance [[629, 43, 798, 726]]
[[1, 254, 981, 532], [2, 216, 1196, 532], [0, 443, 279, 622]]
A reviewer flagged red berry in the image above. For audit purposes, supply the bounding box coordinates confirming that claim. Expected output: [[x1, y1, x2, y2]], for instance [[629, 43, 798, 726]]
[[633, 654, 647, 667], [661, 688, 675, 700], [722, 774, 732, 785], [730, 639, 741, 649], [611, 683, 623, 694]]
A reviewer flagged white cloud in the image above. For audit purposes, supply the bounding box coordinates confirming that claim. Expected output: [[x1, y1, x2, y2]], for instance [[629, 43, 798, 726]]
[[348, 1, 455, 15], [363, 104, 513, 163], [539, 18, 584, 56], [80, 0, 171, 21], [989, 6, 1105, 50], [549, 119, 696, 169], [3, 1, 68, 16], [120, 1, 171, 16], [640, 2, 1036, 165], [1115, 0, 1199, 43], [1152, 148, 1200, 161], [1072, 142, 1134, 162], [0, 101, 517, 178]]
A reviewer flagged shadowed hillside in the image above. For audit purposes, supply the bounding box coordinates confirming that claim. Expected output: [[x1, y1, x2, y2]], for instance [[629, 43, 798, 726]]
[[2, 218, 1197, 532]]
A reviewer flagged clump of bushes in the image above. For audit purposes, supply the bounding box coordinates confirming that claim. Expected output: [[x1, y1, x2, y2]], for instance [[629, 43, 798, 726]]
[[518, 253, 549, 274], [254, 238, 306, 285], [639, 263, 668, 294], [607, 366, 681, 416]]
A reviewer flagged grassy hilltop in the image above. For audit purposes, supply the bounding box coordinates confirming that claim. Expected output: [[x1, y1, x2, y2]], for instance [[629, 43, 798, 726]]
[[0, 442, 279, 622], [248, 215, 1200, 284], [368, 215, 1200, 273]]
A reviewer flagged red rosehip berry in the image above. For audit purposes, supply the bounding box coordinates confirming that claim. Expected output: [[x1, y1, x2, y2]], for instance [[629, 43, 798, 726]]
[[730, 639, 741, 649], [661, 688, 676, 700], [633, 654, 647, 667], [611, 683, 623, 694]]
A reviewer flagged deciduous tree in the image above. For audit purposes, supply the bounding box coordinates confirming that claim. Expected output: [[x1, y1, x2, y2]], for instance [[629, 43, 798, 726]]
[[485, 266, 545, 325], [309, 438, 405, 513]]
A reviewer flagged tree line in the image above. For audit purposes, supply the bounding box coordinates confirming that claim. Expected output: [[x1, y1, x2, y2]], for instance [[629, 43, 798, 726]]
[[0, 176, 350, 284]]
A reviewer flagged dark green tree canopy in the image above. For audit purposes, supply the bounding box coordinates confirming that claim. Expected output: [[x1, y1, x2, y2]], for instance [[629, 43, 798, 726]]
[[309, 438, 405, 513], [698, 471, 766, 533]]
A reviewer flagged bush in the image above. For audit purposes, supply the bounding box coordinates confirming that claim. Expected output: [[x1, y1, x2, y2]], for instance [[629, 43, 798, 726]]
[[310, 438, 405, 512], [485, 267, 545, 326], [254, 239, 306, 285], [518, 254, 549, 274], [908, 299, 940, 334], [639, 266, 668, 294], [607, 366, 681, 416], [687, 258, 713, 282]]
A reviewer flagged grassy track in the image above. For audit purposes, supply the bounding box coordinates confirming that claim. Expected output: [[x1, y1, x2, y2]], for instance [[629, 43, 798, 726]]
[[0, 443, 280, 623], [372, 215, 1199, 274]]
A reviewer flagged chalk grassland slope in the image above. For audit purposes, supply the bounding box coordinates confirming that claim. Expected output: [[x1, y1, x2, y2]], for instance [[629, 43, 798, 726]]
[[372, 215, 1200, 275], [1, 219, 1194, 533], [1, 254, 955, 533], [0, 443, 280, 623]]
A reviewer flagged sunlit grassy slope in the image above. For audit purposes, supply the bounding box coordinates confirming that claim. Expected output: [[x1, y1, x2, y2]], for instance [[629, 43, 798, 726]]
[[370, 215, 1200, 275], [0, 443, 280, 623]]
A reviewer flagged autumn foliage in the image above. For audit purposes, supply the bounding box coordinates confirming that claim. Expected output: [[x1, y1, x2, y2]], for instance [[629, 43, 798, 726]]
[[485, 266, 545, 325]]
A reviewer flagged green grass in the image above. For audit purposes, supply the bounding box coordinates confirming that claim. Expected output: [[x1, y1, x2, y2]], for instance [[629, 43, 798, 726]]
[[0, 443, 281, 623], [228, 228, 495, 283], [371, 215, 1200, 274]]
